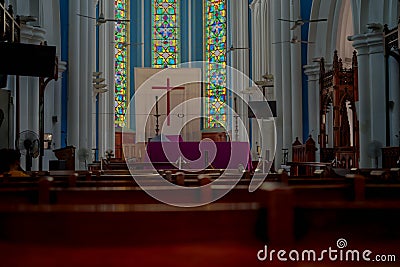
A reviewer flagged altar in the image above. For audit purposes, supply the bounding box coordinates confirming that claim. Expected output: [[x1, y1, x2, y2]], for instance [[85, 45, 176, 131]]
[[144, 140, 252, 171]]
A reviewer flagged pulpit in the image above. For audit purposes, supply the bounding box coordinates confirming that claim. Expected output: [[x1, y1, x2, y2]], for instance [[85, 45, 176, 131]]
[[53, 146, 76, 170], [319, 51, 359, 168]]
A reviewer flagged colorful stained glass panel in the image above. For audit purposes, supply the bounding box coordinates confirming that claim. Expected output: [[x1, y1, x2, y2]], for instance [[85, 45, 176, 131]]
[[152, 0, 180, 68], [114, 0, 129, 127], [204, 0, 227, 128]]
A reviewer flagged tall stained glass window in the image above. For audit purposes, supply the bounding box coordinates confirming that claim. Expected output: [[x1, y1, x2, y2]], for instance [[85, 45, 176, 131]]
[[115, 0, 129, 127], [204, 0, 227, 128], [152, 0, 180, 68]]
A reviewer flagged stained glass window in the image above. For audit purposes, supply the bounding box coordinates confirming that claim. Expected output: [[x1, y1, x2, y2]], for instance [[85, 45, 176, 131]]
[[204, 0, 227, 128], [114, 0, 129, 127], [152, 0, 180, 68]]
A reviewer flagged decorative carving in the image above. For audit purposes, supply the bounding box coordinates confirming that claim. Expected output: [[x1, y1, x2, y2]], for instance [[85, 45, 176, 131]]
[[319, 51, 359, 168]]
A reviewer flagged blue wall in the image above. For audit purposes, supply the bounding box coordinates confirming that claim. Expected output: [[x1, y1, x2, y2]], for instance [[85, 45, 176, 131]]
[[60, 0, 69, 148], [301, 0, 312, 142], [190, 0, 204, 62]]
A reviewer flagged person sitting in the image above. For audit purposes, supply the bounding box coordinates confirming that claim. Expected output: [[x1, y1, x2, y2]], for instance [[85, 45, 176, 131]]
[[0, 148, 30, 177]]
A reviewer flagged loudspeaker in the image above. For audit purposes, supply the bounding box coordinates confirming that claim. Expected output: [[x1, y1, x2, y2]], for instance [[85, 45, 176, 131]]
[[0, 43, 56, 78]]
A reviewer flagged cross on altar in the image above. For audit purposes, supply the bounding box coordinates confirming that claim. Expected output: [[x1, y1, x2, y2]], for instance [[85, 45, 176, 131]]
[[152, 77, 185, 126]]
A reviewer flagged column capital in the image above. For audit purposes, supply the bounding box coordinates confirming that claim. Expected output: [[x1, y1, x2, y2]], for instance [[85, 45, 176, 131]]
[[58, 61, 68, 78], [303, 64, 320, 77], [20, 24, 46, 44], [348, 32, 384, 55]]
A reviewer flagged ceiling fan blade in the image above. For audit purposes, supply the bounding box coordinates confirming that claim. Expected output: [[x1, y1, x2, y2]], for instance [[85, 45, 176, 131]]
[[77, 14, 97, 20], [307, 19, 328, 23], [300, 40, 315, 44], [272, 41, 289, 44], [105, 19, 131, 23], [278, 18, 296, 22]]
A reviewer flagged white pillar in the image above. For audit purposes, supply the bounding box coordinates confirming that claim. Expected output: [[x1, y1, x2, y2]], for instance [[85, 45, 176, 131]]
[[68, 0, 80, 167], [78, 0, 89, 169], [18, 25, 46, 170], [272, 0, 283, 168], [304, 64, 320, 159], [290, 0, 302, 141], [98, 0, 116, 158], [389, 55, 400, 146], [28, 77, 39, 170], [231, 0, 250, 143], [53, 61, 67, 150], [106, 0, 116, 155], [281, 0, 292, 155], [87, 0, 96, 162], [350, 32, 385, 167], [369, 42, 386, 151], [250, 0, 261, 80]]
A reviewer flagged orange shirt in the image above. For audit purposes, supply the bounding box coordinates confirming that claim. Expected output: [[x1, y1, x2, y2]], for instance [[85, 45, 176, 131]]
[[6, 170, 30, 177]]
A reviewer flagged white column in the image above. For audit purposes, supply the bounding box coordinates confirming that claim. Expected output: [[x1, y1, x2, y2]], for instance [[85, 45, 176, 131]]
[[281, 0, 292, 155], [303, 65, 319, 138], [53, 61, 67, 150], [19, 26, 34, 134], [249, 0, 261, 159], [272, 0, 283, 168], [28, 77, 39, 170], [231, 0, 250, 143], [350, 32, 385, 167], [304, 64, 320, 160], [389, 55, 400, 146], [78, 0, 89, 169], [68, 0, 80, 167], [87, 0, 96, 162], [98, 0, 116, 158], [369, 41, 386, 152], [106, 0, 116, 155], [290, 0, 302, 141], [20, 25, 46, 170]]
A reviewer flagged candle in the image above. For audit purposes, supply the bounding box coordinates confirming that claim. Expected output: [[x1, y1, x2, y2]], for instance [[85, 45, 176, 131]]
[[155, 96, 159, 115]]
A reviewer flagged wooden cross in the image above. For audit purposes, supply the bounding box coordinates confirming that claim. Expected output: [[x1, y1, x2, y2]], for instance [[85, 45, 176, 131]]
[[152, 78, 185, 126]]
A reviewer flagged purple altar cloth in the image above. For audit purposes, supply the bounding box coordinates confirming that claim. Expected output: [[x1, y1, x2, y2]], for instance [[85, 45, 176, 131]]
[[145, 141, 252, 170]]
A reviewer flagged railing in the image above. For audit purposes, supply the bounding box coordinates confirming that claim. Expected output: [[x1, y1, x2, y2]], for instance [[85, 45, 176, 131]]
[[0, 0, 20, 43]]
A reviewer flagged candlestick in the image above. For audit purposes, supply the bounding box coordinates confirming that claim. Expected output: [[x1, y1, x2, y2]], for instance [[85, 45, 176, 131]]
[[155, 96, 159, 115]]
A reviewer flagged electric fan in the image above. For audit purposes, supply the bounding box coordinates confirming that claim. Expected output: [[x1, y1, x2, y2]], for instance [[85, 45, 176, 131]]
[[16, 130, 40, 171]]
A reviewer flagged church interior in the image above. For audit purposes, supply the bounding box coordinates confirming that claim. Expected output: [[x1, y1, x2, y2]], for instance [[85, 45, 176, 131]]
[[0, 0, 400, 266]]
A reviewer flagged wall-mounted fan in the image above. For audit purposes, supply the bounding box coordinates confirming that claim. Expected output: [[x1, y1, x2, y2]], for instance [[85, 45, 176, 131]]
[[278, 17, 327, 30], [78, 0, 130, 25], [16, 130, 40, 171], [272, 36, 314, 44], [93, 72, 108, 96]]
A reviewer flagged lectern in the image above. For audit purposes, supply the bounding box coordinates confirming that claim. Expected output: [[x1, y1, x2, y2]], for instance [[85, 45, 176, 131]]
[[53, 146, 76, 170]]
